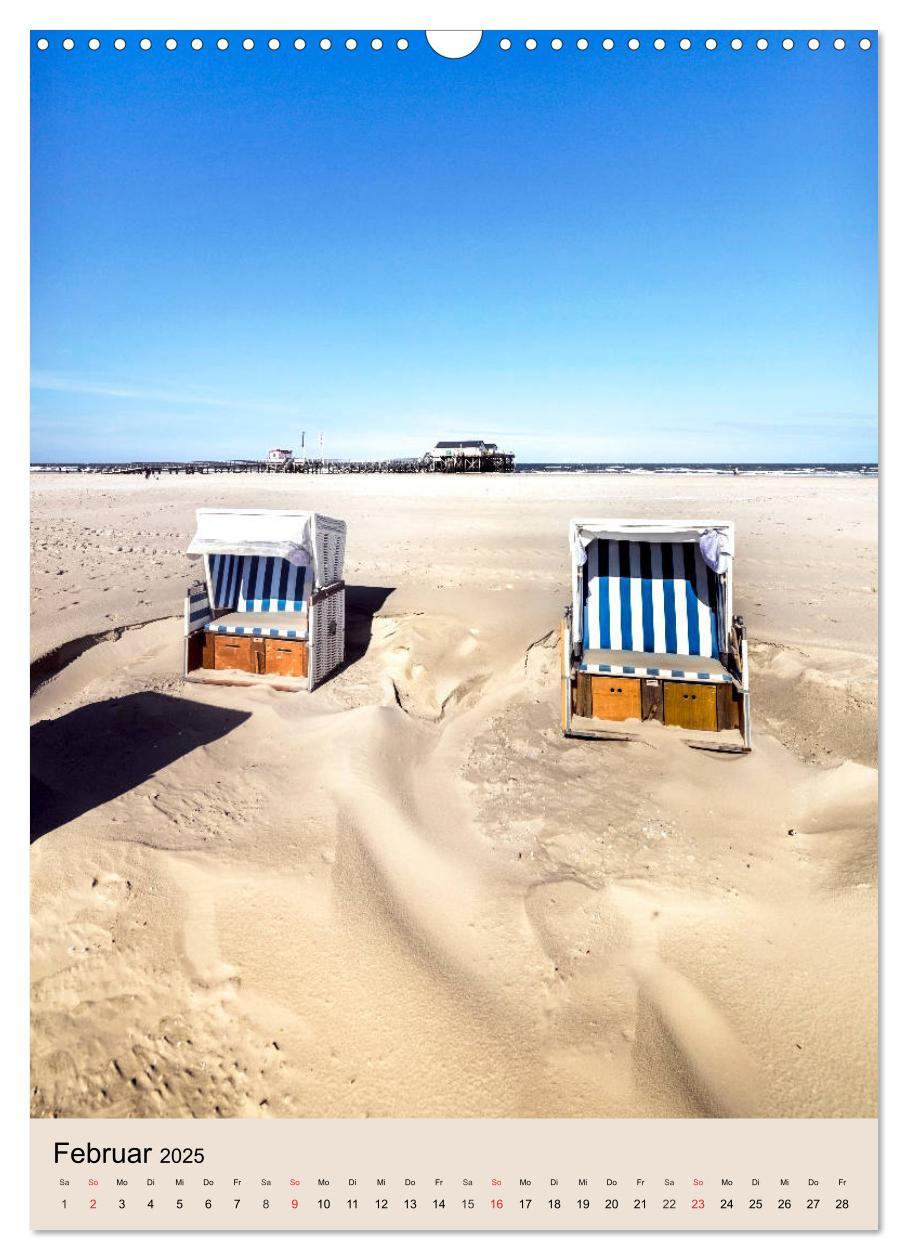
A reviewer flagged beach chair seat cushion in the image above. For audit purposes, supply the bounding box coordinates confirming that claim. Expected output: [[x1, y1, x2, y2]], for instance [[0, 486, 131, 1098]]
[[579, 648, 735, 684], [205, 609, 309, 640]]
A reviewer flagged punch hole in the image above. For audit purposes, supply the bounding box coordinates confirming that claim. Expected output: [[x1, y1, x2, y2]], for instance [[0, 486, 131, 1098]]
[[294, 38, 306, 50], [243, 38, 255, 50], [320, 38, 331, 50], [757, 38, 768, 50], [397, 38, 409, 50], [499, 38, 511, 50], [526, 38, 537, 50], [371, 38, 383, 50], [705, 38, 718, 50], [166, 38, 177, 51], [88, 38, 100, 50], [782, 38, 795, 50], [577, 38, 589, 50], [653, 38, 665, 50], [269, 38, 280, 50], [36, 37, 49, 49], [425, 31, 480, 58], [834, 38, 846, 50], [62, 37, 74, 50], [217, 38, 229, 50], [114, 37, 126, 50], [628, 38, 640, 50], [346, 38, 357, 50], [859, 38, 872, 50], [679, 38, 691, 50], [191, 38, 203, 50], [551, 38, 563, 50], [731, 38, 743, 50], [140, 38, 151, 51], [602, 38, 614, 50], [808, 38, 820, 50]]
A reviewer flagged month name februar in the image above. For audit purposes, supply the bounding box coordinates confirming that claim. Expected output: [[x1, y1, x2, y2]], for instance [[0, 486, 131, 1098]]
[[54, 1142, 152, 1165]]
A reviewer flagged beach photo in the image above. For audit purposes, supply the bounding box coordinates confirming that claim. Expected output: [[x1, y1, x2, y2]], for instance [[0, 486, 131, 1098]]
[[30, 30, 877, 1121]]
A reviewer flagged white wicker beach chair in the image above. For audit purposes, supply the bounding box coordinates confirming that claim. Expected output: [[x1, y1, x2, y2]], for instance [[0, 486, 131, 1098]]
[[562, 519, 751, 749], [183, 508, 346, 690]]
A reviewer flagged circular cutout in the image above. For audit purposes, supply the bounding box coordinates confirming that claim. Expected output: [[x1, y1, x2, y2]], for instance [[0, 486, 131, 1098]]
[[782, 38, 795, 50], [680, 37, 692, 50], [731, 37, 743, 50], [191, 38, 203, 50], [834, 37, 846, 50], [88, 37, 100, 50], [114, 37, 126, 50], [36, 37, 49, 50], [165, 38, 177, 51], [654, 37, 665, 50], [243, 38, 254, 50], [551, 37, 563, 50], [371, 38, 382, 50], [526, 37, 537, 50], [602, 38, 614, 51], [499, 38, 511, 50], [757, 37, 768, 50], [346, 38, 357, 50], [425, 30, 479, 58], [217, 38, 229, 50], [140, 38, 151, 51], [268, 38, 280, 50], [320, 38, 331, 50], [397, 38, 409, 50], [860, 37, 872, 50], [62, 37, 75, 50], [628, 37, 640, 50], [577, 37, 589, 50], [808, 38, 820, 50], [294, 38, 306, 50], [705, 37, 717, 50]]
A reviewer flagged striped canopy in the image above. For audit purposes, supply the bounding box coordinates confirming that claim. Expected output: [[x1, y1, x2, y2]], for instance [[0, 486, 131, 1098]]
[[208, 553, 312, 613], [582, 538, 721, 659]]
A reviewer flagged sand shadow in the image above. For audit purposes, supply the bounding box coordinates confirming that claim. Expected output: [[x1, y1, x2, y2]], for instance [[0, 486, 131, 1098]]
[[344, 585, 396, 665], [30, 691, 250, 843]]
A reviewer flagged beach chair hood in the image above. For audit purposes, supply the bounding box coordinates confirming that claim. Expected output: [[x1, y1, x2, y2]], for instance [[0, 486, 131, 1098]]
[[568, 519, 735, 650], [186, 508, 345, 587]]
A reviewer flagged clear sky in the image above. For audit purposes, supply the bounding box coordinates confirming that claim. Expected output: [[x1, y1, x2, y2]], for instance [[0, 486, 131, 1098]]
[[30, 30, 878, 463]]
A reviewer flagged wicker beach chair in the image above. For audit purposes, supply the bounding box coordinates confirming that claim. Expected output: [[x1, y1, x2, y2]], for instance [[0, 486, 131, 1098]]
[[183, 508, 346, 690], [561, 519, 751, 749]]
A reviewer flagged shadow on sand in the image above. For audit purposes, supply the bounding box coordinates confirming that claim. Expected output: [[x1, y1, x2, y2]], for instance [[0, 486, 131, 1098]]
[[30, 690, 250, 843], [344, 585, 396, 666]]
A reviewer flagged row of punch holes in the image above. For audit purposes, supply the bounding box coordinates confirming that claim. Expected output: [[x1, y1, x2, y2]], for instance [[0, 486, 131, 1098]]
[[35, 34, 874, 53]]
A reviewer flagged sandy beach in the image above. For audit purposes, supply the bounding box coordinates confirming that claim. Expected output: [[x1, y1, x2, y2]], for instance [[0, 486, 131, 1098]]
[[30, 471, 877, 1119]]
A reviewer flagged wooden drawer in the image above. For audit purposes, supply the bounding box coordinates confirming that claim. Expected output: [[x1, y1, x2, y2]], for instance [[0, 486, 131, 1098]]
[[213, 634, 256, 673], [663, 681, 718, 731], [265, 638, 308, 678], [590, 675, 642, 721]]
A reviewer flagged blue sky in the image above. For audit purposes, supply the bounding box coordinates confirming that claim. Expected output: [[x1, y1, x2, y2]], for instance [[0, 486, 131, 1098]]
[[31, 30, 878, 463]]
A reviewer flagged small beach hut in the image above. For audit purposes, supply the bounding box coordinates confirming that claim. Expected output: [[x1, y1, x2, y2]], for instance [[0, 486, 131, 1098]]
[[183, 508, 346, 689], [562, 519, 751, 749]]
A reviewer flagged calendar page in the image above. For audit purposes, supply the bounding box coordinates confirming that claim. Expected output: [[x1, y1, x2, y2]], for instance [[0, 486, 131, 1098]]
[[27, 2, 879, 1239]]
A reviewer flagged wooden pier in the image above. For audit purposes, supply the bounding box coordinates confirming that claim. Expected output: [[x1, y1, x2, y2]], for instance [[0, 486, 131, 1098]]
[[33, 452, 516, 476]]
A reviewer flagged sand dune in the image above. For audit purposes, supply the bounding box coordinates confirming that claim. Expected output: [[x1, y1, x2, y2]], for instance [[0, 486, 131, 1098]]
[[30, 473, 877, 1118]]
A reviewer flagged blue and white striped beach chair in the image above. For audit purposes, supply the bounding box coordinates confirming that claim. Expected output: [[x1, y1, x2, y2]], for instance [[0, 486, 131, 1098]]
[[183, 508, 346, 690], [562, 520, 751, 748]]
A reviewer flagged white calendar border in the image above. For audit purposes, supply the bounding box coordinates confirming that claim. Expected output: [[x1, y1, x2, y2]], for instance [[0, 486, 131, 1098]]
[[4, 0, 901, 1255]]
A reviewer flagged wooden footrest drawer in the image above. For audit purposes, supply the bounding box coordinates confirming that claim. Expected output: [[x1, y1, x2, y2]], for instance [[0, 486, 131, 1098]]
[[207, 632, 309, 679], [663, 681, 718, 731], [590, 675, 642, 721], [265, 638, 308, 677]]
